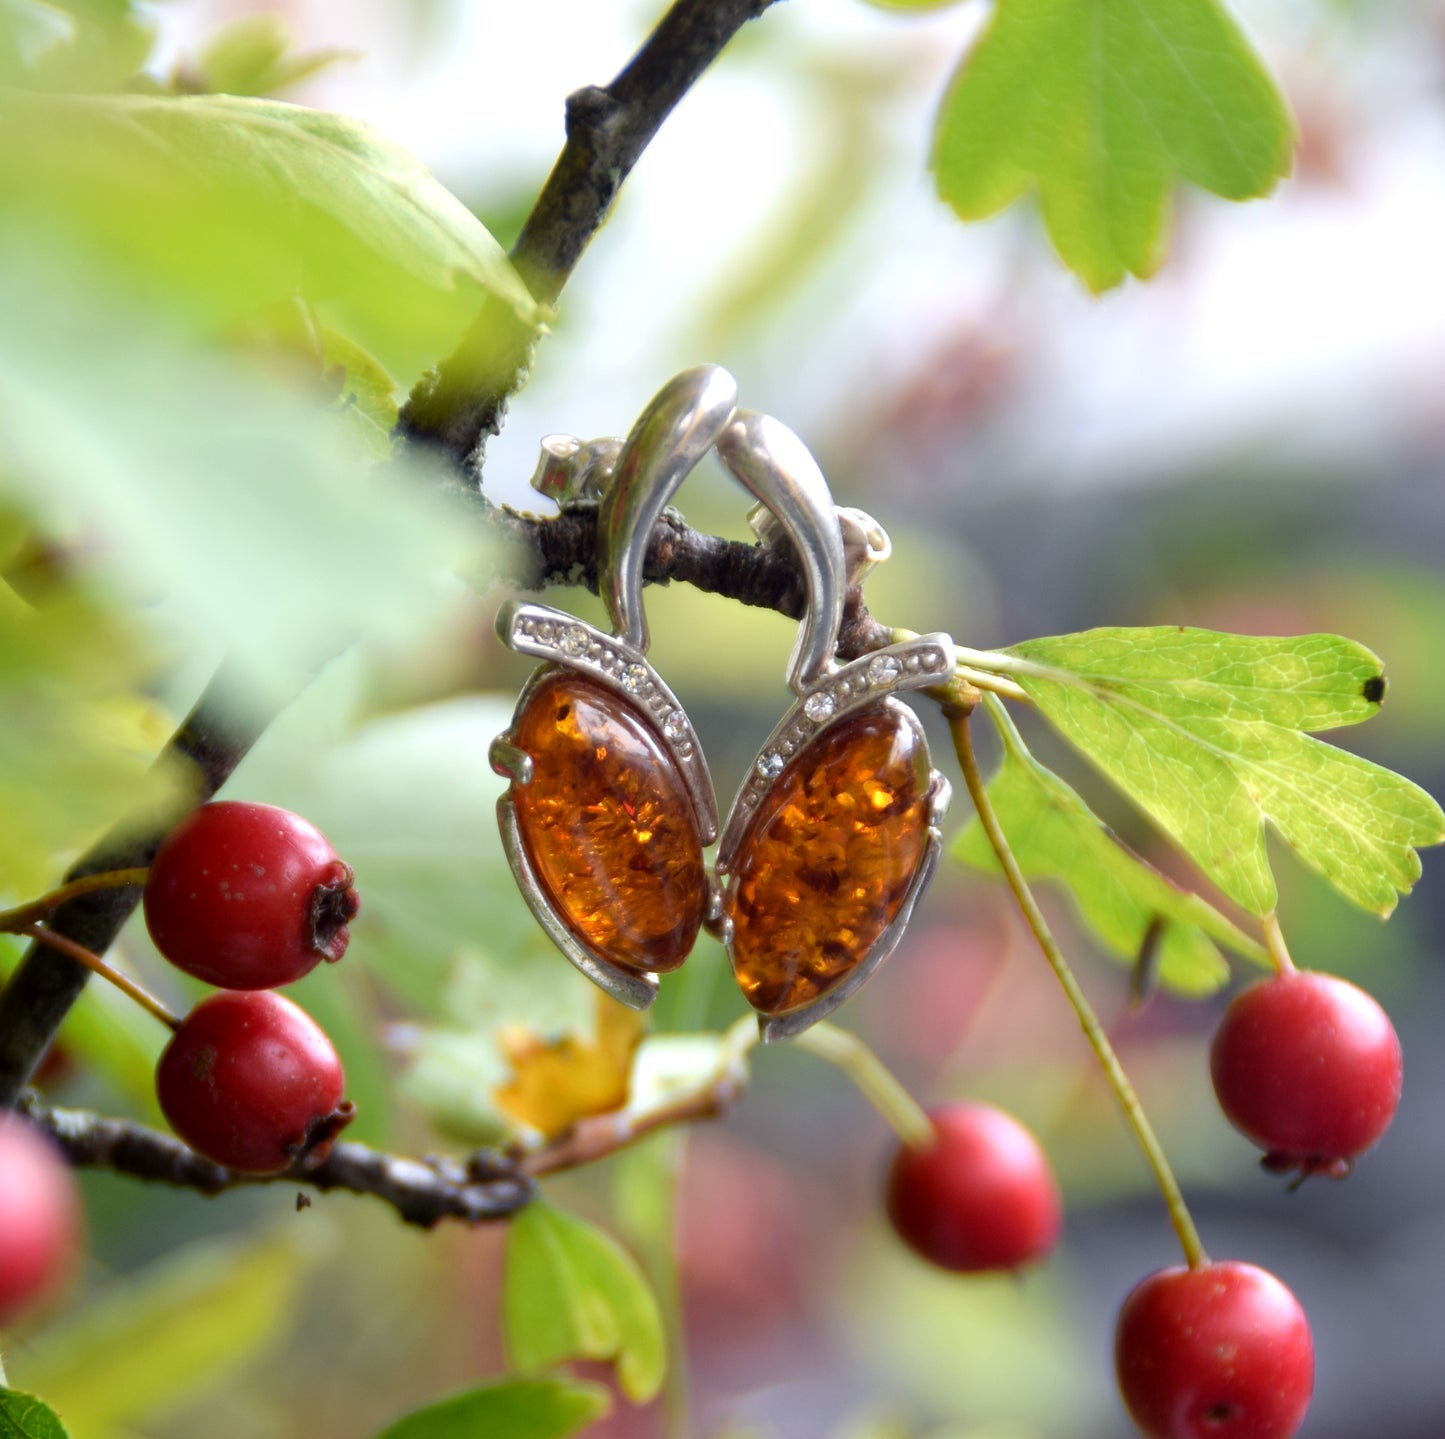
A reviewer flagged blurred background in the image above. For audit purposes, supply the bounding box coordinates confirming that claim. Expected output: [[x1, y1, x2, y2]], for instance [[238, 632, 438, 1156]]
[[3, 0, 1445, 1436]]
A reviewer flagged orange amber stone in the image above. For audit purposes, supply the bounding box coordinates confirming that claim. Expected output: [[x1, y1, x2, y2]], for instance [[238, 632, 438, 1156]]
[[511, 670, 705, 973], [726, 704, 931, 1016]]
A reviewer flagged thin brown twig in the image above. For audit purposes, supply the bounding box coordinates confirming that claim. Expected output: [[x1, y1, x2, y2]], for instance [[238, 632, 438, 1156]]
[[396, 0, 780, 474]]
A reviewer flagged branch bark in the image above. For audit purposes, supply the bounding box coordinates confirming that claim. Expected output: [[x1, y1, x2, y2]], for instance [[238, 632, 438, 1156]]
[[20, 1096, 534, 1228], [396, 0, 779, 474]]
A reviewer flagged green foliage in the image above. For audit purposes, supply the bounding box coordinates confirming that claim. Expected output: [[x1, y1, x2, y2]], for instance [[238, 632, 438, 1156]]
[[0, 516, 178, 895], [0, 89, 536, 381], [0, 249, 471, 709], [0, 1389, 70, 1439], [505, 1202, 666, 1404], [933, 0, 1294, 289], [954, 695, 1268, 995], [368, 1378, 611, 1439], [978, 627, 1445, 916], [10, 1234, 308, 1438], [188, 14, 355, 98]]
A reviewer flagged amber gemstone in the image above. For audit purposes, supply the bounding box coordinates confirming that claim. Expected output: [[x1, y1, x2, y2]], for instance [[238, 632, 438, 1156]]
[[510, 670, 705, 973], [726, 703, 932, 1016]]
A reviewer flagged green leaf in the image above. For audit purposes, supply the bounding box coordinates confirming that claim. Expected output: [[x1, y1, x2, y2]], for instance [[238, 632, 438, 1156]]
[[982, 627, 1445, 917], [191, 15, 355, 98], [9, 1234, 308, 1437], [0, 90, 537, 380], [369, 1378, 610, 1439], [954, 694, 1267, 995], [0, 244, 471, 705], [932, 0, 1294, 290], [505, 1203, 665, 1404], [0, 540, 180, 895], [0, 1389, 71, 1439]]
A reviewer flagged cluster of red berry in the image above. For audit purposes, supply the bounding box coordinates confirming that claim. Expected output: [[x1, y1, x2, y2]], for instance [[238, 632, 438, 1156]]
[[144, 801, 358, 1175], [883, 968, 1401, 1438], [0, 801, 358, 1330]]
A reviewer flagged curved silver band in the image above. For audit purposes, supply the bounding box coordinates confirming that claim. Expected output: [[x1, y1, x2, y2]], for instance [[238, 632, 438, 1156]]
[[598, 365, 740, 652], [716, 411, 846, 695]]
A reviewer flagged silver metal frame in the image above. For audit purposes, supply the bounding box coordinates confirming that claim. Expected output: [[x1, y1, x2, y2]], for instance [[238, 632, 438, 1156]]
[[490, 368, 737, 1009], [493, 367, 957, 1032]]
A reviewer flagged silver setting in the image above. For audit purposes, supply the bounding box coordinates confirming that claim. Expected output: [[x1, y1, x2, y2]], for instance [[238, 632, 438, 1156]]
[[719, 412, 845, 693], [757, 766, 950, 1044], [488, 738, 534, 786], [496, 601, 719, 840], [717, 634, 955, 871], [599, 366, 739, 652], [492, 369, 736, 1008], [495, 792, 660, 1011]]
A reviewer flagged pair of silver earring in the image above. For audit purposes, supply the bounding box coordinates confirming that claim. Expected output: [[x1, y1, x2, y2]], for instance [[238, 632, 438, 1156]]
[[489, 367, 953, 1041]]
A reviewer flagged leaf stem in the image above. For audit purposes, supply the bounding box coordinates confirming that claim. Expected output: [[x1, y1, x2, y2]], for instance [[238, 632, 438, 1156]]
[[19, 926, 180, 1033], [947, 710, 1209, 1270], [793, 1023, 934, 1150], [1261, 912, 1297, 975], [0, 869, 150, 934], [955, 665, 1031, 703]]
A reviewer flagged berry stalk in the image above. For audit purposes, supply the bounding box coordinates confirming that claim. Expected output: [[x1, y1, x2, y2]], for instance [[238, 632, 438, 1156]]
[[20, 926, 180, 1032], [947, 698, 1208, 1271], [0, 869, 150, 934], [1261, 912, 1298, 974], [793, 1022, 934, 1149]]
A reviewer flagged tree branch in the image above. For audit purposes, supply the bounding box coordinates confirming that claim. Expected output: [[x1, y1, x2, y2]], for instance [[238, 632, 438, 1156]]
[[19, 1096, 534, 1228], [479, 501, 896, 662], [396, 0, 779, 474], [0, 666, 269, 1107]]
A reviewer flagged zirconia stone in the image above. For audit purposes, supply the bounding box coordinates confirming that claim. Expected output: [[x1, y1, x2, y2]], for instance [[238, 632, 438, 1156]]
[[509, 671, 705, 973], [868, 655, 902, 687], [804, 692, 837, 723], [726, 704, 931, 1016], [662, 711, 689, 744], [622, 663, 650, 694], [559, 625, 590, 658], [756, 752, 786, 780]]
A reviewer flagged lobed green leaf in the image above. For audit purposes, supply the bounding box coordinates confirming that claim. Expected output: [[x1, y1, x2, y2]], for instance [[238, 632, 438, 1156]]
[[933, 0, 1294, 290], [954, 694, 1267, 994], [504, 1203, 665, 1404], [987, 627, 1445, 917], [368, 1378, 610, 1439]]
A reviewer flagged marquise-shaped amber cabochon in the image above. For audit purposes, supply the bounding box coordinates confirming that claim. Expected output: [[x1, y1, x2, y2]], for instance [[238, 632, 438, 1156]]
[[510, 670, 706, 973], [726, 703, 932, 1016]]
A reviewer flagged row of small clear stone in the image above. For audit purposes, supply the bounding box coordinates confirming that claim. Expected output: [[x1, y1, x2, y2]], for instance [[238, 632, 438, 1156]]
[[740, 645, 949, 808], [514, 615, 694, 756]]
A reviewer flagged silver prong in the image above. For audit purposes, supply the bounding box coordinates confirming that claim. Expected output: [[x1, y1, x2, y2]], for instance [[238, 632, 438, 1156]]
[[927, 771, 953, 825], [489, 738, 533, 786]]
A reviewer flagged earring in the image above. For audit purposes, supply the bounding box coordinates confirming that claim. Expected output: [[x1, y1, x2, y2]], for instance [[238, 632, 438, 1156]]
[[489, 366, 734, 1010], [711, 412, 954, 1041]]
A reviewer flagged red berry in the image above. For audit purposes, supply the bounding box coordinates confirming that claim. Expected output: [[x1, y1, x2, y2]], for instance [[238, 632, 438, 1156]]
[[0, 1118, 82, 1326], [1210, 969, 1402, 1179], [1115, 1261, 1314, 1439], [885, 1101, 1062, 1273], [144, 800, 360, 990], [156, 990, 349, 1174]]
